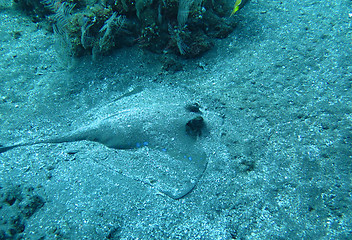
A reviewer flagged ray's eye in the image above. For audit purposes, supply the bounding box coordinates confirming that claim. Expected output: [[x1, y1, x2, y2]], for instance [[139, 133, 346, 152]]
[[185, 103, 202, 113], [186, 116, 205, 138]]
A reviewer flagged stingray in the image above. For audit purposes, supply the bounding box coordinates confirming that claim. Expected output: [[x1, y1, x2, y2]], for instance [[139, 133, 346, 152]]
[[0, 88, 212, 199]]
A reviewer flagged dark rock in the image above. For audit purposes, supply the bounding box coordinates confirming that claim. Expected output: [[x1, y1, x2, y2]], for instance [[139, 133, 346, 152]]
[[11, 216, 25, 233], [21, 195, 45, 218], [3, 185, 22, 206]]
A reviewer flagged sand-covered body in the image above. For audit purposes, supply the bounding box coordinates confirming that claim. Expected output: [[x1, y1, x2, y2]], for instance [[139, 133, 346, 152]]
[[0, 88, 222, 199]]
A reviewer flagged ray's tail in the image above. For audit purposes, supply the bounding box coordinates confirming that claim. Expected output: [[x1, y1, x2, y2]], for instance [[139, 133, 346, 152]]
[[0, 145, 21, 153], [0, 132, 88, 154]]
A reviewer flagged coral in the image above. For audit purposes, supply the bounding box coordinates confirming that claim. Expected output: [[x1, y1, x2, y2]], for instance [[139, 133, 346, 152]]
[[13, 0, 249, 59], [99, 12, 126, 52]]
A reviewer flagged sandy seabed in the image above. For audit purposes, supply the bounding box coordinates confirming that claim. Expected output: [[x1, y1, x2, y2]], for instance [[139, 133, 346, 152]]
[[1, 1, 352, 239]]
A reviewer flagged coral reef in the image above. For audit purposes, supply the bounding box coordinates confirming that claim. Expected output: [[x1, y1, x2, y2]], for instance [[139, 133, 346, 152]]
[[13, 0, 248, 58]]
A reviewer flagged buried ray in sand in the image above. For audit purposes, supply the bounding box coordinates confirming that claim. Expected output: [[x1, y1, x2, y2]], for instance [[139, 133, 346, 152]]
[[0, 87, 224, 199]]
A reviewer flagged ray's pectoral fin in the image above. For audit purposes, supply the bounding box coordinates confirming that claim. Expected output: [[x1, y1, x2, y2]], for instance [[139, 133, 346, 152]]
[[136, 116, 208, 199], [162, 144, 207, 198], [159, 146, 207, 199], [101, 140, 208, 200]]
